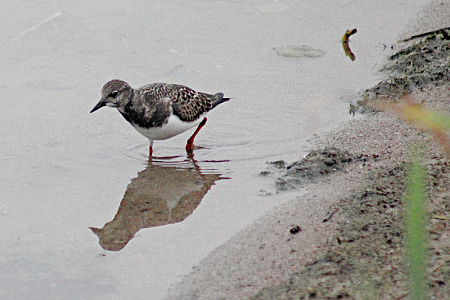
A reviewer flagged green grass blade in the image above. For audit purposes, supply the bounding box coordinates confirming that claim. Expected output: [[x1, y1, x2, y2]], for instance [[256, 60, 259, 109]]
[[405, 157, 427, 300]]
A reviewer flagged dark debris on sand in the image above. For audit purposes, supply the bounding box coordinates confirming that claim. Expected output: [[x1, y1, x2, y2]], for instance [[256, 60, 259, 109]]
[[350, 32, 450, 115], [263, 147, 369, 191]]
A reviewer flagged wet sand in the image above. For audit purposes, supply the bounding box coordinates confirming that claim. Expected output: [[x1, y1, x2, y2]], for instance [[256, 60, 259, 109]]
[[166, 1, 450, 299]]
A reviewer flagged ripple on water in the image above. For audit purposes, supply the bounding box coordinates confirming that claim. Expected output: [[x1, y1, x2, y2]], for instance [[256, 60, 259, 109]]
[[120, 143, 150, 164], [119, 142, 231, 168]]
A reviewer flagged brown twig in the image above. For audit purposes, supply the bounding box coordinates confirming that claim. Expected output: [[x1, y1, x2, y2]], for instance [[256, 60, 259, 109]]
[[342, 29, 357, 61]]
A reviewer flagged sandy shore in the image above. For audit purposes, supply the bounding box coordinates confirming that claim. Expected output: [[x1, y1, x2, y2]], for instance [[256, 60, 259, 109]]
[[166, 2, 450, 299]]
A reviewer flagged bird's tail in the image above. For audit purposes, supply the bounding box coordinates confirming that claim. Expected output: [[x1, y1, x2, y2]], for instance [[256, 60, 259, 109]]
[[212, 92, 231, 109]]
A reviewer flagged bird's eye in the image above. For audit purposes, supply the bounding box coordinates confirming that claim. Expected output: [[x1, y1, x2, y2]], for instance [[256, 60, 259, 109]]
[[110, 91, 119, 98]]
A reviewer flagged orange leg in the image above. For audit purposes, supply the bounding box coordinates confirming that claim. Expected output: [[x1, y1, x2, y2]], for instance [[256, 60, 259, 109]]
[[186, 117, 207, 152], [148, 139, 154, 158]]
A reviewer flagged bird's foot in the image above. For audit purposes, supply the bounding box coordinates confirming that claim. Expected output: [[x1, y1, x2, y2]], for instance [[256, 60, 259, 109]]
[[149, 146, 153, 158], [185, 118, 207, 153]]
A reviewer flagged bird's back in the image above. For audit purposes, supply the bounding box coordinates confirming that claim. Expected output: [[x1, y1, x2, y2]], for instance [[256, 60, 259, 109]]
[[139, 83, 229, 122]]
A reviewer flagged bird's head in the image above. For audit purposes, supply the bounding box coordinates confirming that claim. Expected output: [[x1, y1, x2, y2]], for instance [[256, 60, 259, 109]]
[[90, 80, 133, 113]]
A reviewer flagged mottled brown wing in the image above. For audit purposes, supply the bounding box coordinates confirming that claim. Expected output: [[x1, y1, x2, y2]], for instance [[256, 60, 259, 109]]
[[168, 85, 215, 122], [139, 83, 226, 123]]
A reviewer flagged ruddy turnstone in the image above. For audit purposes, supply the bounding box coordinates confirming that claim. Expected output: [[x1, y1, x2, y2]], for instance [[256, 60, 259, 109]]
[[90, 80, 230, 156]]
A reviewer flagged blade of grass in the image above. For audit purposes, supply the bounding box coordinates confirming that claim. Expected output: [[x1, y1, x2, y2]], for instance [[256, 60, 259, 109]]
[[405, 155, 427, 300]]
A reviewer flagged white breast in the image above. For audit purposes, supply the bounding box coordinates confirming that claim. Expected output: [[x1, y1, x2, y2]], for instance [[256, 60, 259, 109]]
[[131, 113, 204, 140]]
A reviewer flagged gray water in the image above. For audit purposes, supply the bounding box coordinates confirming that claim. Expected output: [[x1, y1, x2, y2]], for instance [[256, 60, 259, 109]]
[[0, 1, 430, 299]]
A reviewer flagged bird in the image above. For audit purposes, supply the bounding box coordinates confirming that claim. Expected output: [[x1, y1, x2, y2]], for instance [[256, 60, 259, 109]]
[[90, 80, 230, 156]]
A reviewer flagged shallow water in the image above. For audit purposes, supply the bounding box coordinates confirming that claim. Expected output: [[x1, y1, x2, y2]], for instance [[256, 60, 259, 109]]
[[0, 0, 430, 299]]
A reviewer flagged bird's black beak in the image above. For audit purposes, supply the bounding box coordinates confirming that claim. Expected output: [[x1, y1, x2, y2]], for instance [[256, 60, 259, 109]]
[[90, 99, 106, 113]]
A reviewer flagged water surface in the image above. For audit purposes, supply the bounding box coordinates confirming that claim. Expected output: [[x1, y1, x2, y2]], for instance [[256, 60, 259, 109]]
[[0, 0, 430, 299]]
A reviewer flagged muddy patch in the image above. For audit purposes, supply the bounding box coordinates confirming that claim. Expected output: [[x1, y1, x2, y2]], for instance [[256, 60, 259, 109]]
[[262, 147, 368, 191], [350, 31, 450, 115]]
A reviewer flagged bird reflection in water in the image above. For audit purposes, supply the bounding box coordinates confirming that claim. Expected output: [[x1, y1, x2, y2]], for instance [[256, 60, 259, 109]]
[[90, 156, 225, 251]]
